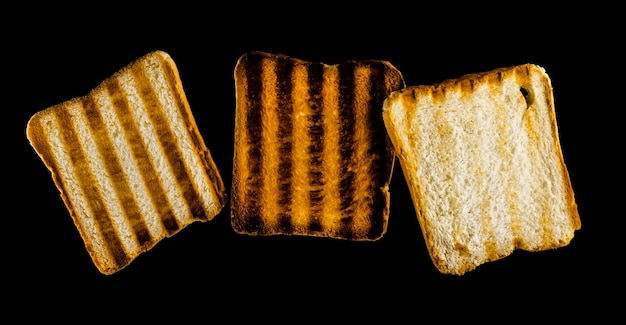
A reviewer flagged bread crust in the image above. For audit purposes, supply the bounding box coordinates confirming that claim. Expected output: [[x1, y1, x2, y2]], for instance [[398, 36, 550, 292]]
[[383, 64, 580, 274], [231, 51, 405, 240], [26, 51, 227, 274]]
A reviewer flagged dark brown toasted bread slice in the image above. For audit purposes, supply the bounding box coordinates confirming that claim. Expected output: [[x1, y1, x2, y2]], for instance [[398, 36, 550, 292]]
[[231, 51, 405, 240]]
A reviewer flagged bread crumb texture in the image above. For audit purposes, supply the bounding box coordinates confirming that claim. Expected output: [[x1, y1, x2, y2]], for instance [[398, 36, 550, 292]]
[[382, 64, 580, 275], [26, 51, 226, 275]]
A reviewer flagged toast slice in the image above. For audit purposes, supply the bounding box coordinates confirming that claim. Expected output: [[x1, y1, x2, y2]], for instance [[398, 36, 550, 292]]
[[26, 51, 227, 275], [382, 64, 580, 274], [231, 51, 405, 240]]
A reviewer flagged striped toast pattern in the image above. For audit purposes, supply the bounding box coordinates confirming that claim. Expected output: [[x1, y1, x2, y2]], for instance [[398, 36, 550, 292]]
[[231, 52, 405, 240], [27, 51, 227, 274]]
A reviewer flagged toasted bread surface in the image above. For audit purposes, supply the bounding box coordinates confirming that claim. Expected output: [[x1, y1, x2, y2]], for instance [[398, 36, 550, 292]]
[[383, 64, 580, 274], [231, 51, 405, 240], [26, 51, 227, 274]]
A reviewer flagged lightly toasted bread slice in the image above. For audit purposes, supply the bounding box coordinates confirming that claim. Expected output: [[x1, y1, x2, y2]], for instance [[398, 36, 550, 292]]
[[26, 51, 227, 275], [382, 64, 581, 275], [231, 51, 405, 240]]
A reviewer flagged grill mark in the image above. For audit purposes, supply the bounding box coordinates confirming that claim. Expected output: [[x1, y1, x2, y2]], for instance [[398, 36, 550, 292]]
[[159, 56, 227, 208], [338, 62, 357, 239], [243, 54, 264, 231], [54, 106, 130, 270], [131, 63, 209, 222], [104, 79, 180, 235], [366, 65, 394, 238], [80, 94, 152, 247], [275, 58, 294, 232], [307, 63, 325, 233], [350, 65, 372, 238], [368, 65, 404, 237]]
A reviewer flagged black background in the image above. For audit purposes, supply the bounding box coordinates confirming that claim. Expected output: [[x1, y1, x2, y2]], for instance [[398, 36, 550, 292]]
[[6, 4, 621, 321]]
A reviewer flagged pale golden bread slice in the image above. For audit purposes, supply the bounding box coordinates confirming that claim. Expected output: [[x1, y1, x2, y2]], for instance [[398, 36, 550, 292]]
[[231, 51, 405, 240], [382, 64, 580, 274], [26, 51, 227, 275]]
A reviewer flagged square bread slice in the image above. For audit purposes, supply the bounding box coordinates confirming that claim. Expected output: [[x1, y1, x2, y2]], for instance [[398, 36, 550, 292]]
[[26, 51, 227, 275], [231, 51, 405, 240], [382, 64, 581, 274]]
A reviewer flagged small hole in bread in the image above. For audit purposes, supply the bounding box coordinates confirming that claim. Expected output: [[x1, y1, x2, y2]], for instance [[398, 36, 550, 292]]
[[520, 86, 533, 109]]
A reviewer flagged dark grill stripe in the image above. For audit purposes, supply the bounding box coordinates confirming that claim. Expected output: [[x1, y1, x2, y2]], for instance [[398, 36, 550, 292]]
[[338, 62, 357, 238], [132, 63, 209, 221], [159, 56, 226, 207], [54, 105, 130, 270], [367, 64, 396, 238], [243, 54, 265, 230], [80, 94, 152, 247], [307, 63, 325, 232], [104, 79, 180, 235], [275, 58, 294, 231]]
